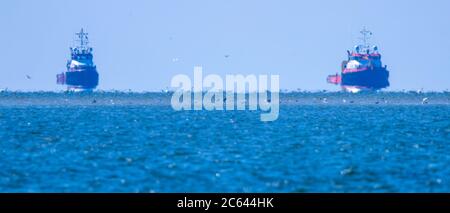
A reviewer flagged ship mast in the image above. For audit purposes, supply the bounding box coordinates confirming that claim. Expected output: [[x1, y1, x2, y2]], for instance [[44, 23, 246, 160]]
[[75, 28, 90, 50], [356, 27, 373, 54]]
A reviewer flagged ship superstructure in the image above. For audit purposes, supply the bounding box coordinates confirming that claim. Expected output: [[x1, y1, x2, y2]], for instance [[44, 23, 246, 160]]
[[57, 29, 99, 91], [327, 28, 390, 93]]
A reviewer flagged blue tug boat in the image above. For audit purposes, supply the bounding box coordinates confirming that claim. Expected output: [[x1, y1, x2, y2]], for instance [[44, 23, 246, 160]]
[[57, 29, 99, 91]]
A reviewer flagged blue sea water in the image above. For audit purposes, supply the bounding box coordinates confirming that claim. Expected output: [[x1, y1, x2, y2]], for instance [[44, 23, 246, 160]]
[[0, 92, 449, 192]]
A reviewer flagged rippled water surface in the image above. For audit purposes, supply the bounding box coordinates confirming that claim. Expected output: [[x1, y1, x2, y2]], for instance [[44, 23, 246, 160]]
[[0, 92, 449, 192]]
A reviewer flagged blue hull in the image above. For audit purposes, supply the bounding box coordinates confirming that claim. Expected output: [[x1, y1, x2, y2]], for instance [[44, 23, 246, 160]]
[[341, 68, 389, 90], [64, 70, 99, 90]]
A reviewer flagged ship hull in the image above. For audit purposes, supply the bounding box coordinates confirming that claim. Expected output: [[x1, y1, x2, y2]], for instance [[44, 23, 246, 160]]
[[58, 69, 99, 90], [341, 67, 389, 90]]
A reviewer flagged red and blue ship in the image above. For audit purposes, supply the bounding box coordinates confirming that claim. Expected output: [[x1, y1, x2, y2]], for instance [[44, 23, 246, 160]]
[[327, 28, 390, 93]]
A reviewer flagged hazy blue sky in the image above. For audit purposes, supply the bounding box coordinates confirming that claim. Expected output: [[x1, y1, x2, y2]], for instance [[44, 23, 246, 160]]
[[1, 0, 449, 91]]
